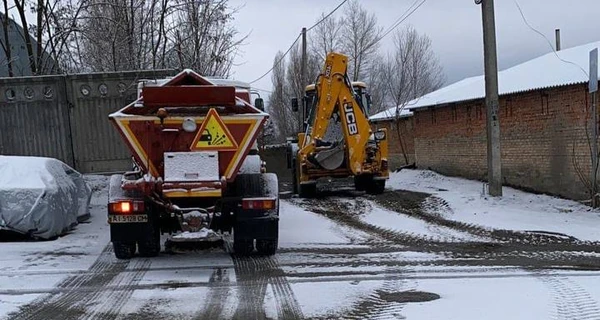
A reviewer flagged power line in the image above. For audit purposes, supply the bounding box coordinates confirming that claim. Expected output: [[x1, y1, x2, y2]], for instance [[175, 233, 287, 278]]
[[248, 33, 301, 84], [378, 0, 427, 42], [380, 0, 421, 38], [248, 0, 348, 84], [514, 0, 588, 77], [306, 0, 348, 32]]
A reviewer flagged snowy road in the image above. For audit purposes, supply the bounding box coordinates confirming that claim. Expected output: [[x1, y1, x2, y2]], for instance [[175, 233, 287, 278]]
[[3, 171, 600, 319]]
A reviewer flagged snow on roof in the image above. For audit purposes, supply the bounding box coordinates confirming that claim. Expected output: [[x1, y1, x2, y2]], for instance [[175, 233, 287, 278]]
[[370, 41, 600, 121], [370, 107, 413, 122]]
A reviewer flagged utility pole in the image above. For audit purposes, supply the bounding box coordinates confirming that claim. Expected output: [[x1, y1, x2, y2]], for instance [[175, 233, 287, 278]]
[[300, 27, 308, 131], [479, 0, 502, 196], [590, 48, 598, 207]]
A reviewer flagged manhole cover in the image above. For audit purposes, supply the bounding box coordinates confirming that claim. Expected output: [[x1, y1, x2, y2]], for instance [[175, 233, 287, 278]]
[[377, 290, 440, 303]]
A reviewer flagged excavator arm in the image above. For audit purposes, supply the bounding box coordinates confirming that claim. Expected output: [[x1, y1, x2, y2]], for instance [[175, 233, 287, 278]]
[[300, 52, 372, 175]]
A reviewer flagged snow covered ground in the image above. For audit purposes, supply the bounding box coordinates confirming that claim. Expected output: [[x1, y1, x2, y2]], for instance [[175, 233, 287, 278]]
[[388, 169, 600, 241], [2, 170, 600, 319]]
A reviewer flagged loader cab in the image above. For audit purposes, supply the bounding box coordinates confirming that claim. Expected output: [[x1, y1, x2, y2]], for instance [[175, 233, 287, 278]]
[[295, 82, 372, 132]]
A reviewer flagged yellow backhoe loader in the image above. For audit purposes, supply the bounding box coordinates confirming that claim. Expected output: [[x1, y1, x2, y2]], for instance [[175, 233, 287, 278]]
[[286, 52, 389, 197]]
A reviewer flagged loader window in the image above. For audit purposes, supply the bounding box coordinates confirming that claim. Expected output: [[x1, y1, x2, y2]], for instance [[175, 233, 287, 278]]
[[304, 89, 318, 131], [353, 87, 371, 116]]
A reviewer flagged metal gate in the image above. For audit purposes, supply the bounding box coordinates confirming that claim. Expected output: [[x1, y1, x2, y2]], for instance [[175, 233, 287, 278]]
[[0, 69, 175, 173]]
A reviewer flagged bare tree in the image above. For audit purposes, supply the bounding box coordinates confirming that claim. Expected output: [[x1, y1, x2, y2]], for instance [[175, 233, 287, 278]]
[[267, 43, 322, 142], [379, 26, 444, 165], [309, 12, 343, 62], [1, 1, 14, 76], [268, 51, 293, 141], [170, 0, 246, 77], [0, 0, 246, 75], [385, 26, 444, 110], [13, 0, 37, 74], [340, 0, 382, 81]]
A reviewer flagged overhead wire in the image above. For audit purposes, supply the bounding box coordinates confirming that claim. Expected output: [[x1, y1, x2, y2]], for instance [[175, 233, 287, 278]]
[[377, 0, 427, 44], [248, 0, 348, 84], [514, 0, 588, 77], [306, 0, 348, 32], [248, 33, 301, 84]]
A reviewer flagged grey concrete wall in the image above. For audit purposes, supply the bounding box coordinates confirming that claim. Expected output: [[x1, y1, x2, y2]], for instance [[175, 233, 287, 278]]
[[0, 70, 175, 173]]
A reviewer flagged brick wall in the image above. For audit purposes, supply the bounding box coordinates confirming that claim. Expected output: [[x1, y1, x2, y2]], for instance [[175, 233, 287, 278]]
[[371, 117, 415, 170], [413, 83, 594, 200]]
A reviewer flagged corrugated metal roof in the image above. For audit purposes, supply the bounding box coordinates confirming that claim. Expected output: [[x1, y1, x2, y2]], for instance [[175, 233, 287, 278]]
[[370, 41, 600, 121]]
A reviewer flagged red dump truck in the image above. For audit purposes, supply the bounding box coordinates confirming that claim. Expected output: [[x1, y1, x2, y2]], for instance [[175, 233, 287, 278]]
[[107, 69, 278, 259]]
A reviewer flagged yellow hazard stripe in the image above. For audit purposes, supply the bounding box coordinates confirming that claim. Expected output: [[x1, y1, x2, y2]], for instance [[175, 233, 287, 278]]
[[116, 119, 159, 176], [163, 189, 222, 198]]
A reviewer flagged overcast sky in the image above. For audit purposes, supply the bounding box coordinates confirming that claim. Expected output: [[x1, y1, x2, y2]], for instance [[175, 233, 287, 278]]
[[227, 0, 600, 95]]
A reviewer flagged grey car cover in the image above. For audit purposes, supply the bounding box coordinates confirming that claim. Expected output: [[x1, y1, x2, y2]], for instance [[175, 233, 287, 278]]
[[0, 156, 92, 239]]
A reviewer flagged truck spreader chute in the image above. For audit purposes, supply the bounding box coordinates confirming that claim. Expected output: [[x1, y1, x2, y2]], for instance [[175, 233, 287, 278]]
[[107, 69, 279, 259]]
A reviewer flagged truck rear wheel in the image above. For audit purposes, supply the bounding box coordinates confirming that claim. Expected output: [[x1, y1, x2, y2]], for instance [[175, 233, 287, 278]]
[[233, 173, 279, 256], [233, 238, 254, 255], [138, 231, 160, 257], [138, 206, 161, 257], [256, 239, 277, 255], [113, 241, 136, 260]]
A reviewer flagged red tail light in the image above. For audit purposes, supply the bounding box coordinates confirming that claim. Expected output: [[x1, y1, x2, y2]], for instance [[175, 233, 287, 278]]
[[242, 198, 276, 210], [109, 200, 145, 214]]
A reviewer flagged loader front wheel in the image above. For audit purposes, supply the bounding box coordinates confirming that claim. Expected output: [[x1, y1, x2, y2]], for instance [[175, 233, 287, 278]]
[[113, 241, 136, 260], [291, 159, 299, 194], [298, 182, 317, 198], [354, 175, 367, 191], [366, 179, 386, 195]]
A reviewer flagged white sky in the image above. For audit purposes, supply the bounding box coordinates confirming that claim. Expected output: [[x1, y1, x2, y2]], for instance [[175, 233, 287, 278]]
[[227, 0, 600, 95], [5, 0, 600, 96]]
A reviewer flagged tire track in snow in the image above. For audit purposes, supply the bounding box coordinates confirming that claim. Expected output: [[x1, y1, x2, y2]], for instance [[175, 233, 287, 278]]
[[193, 267, 231, 320], [332, 267, 415, 320], [84, 258, 151, 320], [534, 270, 600, 320], [7, 244, 123, 320], [231, 255, 303, 320], [374, 190, 586, 246], [7, 244, 150, 320], [297, 197, 600, 266]]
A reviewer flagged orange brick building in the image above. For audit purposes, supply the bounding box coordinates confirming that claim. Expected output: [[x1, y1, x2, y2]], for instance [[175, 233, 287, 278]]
[[371, 42, 600, 200]]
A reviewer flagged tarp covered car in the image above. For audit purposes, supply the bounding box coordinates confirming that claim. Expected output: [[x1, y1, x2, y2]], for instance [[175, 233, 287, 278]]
[[0, 156, 92, 239]]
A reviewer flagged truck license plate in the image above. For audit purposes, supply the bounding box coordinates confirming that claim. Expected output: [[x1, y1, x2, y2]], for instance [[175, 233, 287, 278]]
[[108, 215, 148, 223]]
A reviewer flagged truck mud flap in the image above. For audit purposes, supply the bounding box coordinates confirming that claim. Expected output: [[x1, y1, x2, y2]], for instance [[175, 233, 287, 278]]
[[235, 216, 279, 240], [110, 222, 154, 243]]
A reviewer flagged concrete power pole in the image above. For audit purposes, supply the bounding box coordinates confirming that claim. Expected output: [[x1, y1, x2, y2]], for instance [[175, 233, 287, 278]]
[[479, 0, 503, 196], [590, 48, 598, 207], [299, 27, 308, 131]]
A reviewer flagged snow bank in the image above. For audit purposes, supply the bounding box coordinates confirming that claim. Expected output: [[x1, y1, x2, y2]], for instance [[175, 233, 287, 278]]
[[388, 169, 600, 241]]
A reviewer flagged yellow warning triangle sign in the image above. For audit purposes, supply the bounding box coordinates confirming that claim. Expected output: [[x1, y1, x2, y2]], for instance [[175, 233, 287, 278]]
[[191, 108, 238, 151]]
